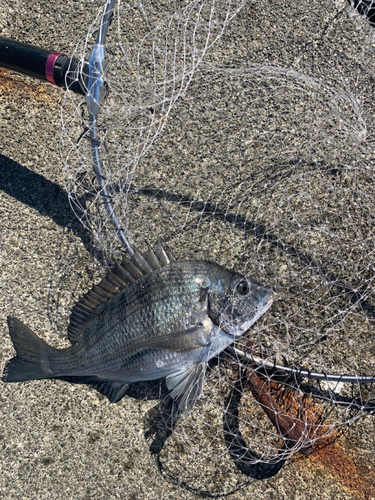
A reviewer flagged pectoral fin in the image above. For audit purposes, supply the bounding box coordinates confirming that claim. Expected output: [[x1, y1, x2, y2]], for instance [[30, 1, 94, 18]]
[[166, 363, 207, 414], [128, 320, 213, 353]]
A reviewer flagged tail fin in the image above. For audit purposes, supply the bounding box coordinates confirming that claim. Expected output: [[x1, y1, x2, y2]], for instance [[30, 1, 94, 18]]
[[2, 317, 52, 382]]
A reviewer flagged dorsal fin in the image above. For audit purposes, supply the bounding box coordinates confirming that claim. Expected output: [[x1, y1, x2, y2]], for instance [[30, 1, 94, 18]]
[[67, 243, 175, 343]]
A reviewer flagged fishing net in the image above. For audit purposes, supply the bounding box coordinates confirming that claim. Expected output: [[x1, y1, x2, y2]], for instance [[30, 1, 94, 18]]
[[60, 0, 375, 485]]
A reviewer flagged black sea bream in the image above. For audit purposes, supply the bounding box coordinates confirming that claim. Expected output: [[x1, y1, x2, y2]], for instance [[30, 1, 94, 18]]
[[2, 245, 273, 414]]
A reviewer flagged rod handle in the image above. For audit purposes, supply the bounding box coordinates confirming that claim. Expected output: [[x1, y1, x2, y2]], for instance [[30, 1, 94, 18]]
[[0, 37, 87, 95]]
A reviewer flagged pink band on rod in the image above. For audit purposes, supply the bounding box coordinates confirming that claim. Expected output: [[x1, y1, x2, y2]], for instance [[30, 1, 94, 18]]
[[45, 52, 63, 85]]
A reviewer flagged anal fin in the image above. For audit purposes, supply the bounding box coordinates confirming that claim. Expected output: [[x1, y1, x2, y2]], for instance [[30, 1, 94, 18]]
[[90, 380, 129, 403]]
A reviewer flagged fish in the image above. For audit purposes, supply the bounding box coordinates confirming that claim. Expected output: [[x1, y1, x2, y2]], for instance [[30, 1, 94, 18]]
[[2, 244, 273, 414]]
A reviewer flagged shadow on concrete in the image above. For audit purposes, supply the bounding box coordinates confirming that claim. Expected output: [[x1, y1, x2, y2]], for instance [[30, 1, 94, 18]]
[[0, 153, 93, 253]]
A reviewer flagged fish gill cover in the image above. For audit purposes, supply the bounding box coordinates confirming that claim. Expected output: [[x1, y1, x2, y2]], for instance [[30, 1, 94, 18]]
[[59, 0, 375, 492]]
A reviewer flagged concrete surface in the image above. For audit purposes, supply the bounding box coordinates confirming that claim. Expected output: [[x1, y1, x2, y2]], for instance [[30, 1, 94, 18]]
[[1, 1, 375, 499]]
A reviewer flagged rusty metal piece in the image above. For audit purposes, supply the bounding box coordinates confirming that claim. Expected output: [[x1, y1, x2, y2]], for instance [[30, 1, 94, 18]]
[[247, 368, 313, 455], [239, 339, 334, 455]]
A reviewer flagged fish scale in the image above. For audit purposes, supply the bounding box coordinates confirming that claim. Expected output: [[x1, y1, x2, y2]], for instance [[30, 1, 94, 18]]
[[2, 245, 273, 414]]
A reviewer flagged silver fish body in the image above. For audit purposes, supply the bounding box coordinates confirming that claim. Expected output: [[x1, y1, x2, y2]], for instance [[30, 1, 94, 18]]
[[3, 247, 273, 414]]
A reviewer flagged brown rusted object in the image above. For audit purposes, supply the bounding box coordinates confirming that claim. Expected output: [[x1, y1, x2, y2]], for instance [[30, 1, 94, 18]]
[[247, 368, 313, 455], [241, 338, 325, 454]]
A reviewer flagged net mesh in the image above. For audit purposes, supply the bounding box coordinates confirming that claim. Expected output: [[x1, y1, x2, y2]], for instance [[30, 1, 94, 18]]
[[60, 0, 375, 480], [61, 0, 245, 259]]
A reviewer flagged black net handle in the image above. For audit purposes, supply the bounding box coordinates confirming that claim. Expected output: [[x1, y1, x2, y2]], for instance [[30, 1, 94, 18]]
[[0, 36, 87, 95]]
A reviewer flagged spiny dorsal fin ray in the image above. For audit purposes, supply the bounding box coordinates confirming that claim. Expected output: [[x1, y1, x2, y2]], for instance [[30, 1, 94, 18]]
[[120, 258, 143, 280], [67, 243, 174, 343], [143, 249, 161, 270], [131, 248, 154, 274]]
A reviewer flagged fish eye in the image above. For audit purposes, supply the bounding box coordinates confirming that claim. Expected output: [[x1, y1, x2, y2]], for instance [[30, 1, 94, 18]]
[[236, 280, 249, 296]]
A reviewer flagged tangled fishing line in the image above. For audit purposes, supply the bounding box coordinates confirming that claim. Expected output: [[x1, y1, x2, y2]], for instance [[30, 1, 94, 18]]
[[60, 0, 375, 488]]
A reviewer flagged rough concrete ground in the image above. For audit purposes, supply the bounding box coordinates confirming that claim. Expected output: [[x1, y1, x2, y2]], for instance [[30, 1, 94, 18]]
[[1, 1, 375, 499]]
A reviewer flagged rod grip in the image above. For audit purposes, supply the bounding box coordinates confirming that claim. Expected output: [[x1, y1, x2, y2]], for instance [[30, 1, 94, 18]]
[[0, 37, 87, 95]]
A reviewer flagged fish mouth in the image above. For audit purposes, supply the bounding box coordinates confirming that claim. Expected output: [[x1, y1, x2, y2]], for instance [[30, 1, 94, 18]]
[[252, 292, 274, 322], [263, 293, 274, 312], [232, 293, 274, 338]]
